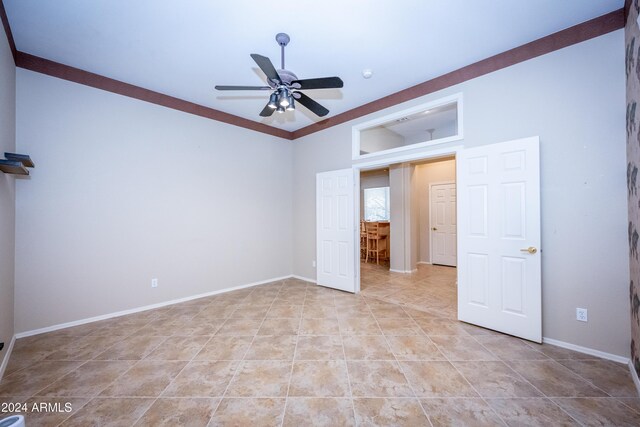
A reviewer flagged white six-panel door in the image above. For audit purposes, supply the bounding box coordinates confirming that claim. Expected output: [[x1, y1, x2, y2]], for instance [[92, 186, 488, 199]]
[[430, 183, 457, 266], [457, 137, 542, 342], [316, 169, 356, 293]]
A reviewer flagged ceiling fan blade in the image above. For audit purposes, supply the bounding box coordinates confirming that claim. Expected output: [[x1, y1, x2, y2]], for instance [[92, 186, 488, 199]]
[[215, 85, 271, 91], [259, 103, 276, 117], [293, 92, 329, 117], [250, 54, 281, 85], [291, 77, 344, 90]]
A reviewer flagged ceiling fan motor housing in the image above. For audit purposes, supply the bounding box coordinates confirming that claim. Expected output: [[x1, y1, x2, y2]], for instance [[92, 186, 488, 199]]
[[275, 69, 298, 86]]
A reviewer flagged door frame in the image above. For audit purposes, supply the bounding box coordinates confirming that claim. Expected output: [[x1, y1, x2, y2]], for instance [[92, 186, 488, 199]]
[[428, 180, 456, 266], [352, 144, 463, 293]]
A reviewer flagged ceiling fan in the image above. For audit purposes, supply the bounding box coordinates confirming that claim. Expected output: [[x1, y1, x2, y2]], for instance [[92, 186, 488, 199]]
[[215, 33, 343, 118]]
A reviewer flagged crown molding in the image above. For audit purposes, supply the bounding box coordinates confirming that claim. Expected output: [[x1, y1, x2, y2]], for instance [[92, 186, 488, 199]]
[[0, 4, 624, 141], [0, 0, 16, 62], [15, 52, 294, 140], [292, 9, 624, 139]]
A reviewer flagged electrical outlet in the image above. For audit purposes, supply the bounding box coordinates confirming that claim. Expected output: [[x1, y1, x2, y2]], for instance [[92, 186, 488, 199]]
[[312, 261, 316, 268], [151, 278, 158, 288], [576, 308, 588, 322]]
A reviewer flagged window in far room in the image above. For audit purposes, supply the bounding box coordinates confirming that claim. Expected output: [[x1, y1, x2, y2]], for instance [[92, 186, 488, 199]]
[[364, 187, 390, 221]]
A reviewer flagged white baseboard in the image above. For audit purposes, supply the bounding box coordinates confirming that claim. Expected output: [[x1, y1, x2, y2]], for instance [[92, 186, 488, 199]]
[[290, 275, 316, 284], [417, 261, 432, 265], [15, 274, 293, 339], [629, 360, 640, 397], [542, 337, 629, 364], [389, 269, 417, 274], [0, 335, 16, 381]]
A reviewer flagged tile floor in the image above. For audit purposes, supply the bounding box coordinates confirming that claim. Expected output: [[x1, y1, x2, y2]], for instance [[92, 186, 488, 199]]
[[0, 264, 638, 426]]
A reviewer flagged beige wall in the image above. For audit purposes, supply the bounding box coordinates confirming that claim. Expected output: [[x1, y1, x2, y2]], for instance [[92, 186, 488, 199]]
[[292, 31, 629, 357], [0, 25, 15, 373], [360, 126, 404, 154], [415, 159, 456, 263], [14, 69, 293, 333]]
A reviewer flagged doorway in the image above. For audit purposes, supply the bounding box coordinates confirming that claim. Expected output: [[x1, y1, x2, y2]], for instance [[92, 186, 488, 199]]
[[318, 137, 542, 342], [359, 156, 458, 319]]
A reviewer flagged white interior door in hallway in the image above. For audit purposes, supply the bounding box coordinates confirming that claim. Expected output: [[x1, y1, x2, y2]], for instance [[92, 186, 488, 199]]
[[316, 169, 356, 293], [430, 182, 457, 266], [457, 136, 542, 342]]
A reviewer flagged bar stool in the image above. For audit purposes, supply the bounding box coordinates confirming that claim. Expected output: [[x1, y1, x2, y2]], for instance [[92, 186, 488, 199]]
[[360, 220, 367, 260], [365, 222, 388, 265]]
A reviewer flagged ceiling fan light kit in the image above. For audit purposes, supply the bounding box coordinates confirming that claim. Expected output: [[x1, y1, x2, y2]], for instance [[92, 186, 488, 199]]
[[215, 33, 343, 118]]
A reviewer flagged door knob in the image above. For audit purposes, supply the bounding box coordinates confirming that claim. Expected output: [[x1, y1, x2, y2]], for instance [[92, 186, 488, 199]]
[[520, 246, 537, 254], [431, 227, 437, 231]]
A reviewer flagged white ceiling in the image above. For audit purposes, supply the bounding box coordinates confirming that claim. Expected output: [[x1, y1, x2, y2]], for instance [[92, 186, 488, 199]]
[[4, 0, 623, 132]]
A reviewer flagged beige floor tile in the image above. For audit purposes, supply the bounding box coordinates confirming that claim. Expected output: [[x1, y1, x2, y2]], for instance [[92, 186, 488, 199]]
[[179, 319, 226, 336], [94, 335, 168, 360], [3, 263, 635, 425], [244, 335, 297, 360], [134, 397, 220, 426], [133, 318, 192, 336], [414, 317, 470, 336], [475, 335, 550, 361], [216, 318, 263, 336], [258, 318, 301, 335], [196, 305, 239, 319], [38, 360, 134, 397], [369, 305, 411, 319], [3, 356, 39, 377], [376, 318, 424, 336], [618, 397, 640, 413], [421, 397, 505, 426], [208, 398, 285, 427], [342, 335, 395, 360], [335, 305, 372, 319], [353, 397, 429, 426], [300, 318, 339, 335], [399, 361, 479, 398], [430, 335, 498, 361], [44, 334, 123, 361], [338, 317, 382, 335], [289, 360, 350, 397], [7, 336, 76, 365], [508, 360, 609, 397], [302, 305, 338, 319], [557, 359, 639, 397], [385, 335, 445, 361], [459, 322, 503, 336], [194, 335, 253, 360], [453, 361, 543, 398], [100, 360, 187, 397], [347, 361, 413, 397], [284, 397, 355, 427], [232, 305, 271, 319], [403, 307, 439, 319], [522, 342, 601, 361], [266, 304, 303, 318], [63, 397, 155, 427], [0, 361, 83, 397], [487, 397, 582, 426], [295, 335, 344, 360], [161, 360, 239, 397], [144, 335, 210, 360], [226, 360, 292, 397], [553, 397, 640, 426]]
